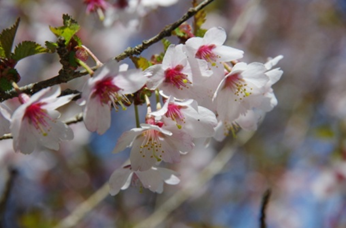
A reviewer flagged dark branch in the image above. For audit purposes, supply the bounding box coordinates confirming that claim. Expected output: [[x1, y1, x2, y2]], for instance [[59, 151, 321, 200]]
[[114, 0, 215, 62], [0, 0, 215, 102], [0, 168, 18, 226], [259, 189, 271, 228]]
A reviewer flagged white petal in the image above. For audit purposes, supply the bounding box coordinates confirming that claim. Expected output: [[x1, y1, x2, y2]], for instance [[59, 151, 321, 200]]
[[114, 70, 147, 94], [145, 65, 165, 90], [84, 96, 111, 134], [213, 46, 244, 62], [157, 167, 180, 185], [264, 55, 283, 70], [266, 68, 283, 85], [130, 138, 157, 171], [203, 27, 226, 46], [109, 167, 133, 196], [13, 119, 37, 154], [136, 168, 164, 193], [112, 128, 143, 153]]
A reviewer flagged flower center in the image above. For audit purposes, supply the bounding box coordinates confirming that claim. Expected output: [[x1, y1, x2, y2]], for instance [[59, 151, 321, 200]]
[[140, 128, 164, 161], [224, 73, 252, 102], [166, 103, 185, 129], [94, 77, 129, 110], [195, 44, 218, 66], [164, 65, 191, 89], [24, 102, 51, 136]]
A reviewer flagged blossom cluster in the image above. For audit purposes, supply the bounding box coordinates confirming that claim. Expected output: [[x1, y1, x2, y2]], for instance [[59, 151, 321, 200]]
[[84, 0, 179, 27], [0, 26, 283, 195]]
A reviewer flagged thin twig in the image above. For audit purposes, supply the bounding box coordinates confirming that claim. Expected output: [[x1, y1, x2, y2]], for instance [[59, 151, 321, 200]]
[[259, 189, 271, 228], [53, 183, 110, 228], [0, 0, 215, 102], [114, 0, 215, 62]]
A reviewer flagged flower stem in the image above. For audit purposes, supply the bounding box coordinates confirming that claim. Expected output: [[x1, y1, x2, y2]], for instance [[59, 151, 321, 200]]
[[155, 90, 161, 110], [144, 94, 152, 114], [76, 59, 94, 76], [82, 45, 103, 67], [134, 104, 140, 128]]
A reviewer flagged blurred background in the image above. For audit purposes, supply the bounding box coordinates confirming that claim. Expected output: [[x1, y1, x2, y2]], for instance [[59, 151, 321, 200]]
[[1, 0, 346, 227]]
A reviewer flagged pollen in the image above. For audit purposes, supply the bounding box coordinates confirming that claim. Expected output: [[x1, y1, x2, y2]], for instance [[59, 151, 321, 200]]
[[224, 73, 252, 101], [140, 128, 166, 160], [164, 65, 192, 89], [196, 44, 218, 64]]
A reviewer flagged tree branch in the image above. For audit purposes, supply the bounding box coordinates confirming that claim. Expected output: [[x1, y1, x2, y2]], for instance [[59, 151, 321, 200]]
[[0, 168, 18, 226], [259, 189, 271, 228], [0, 0, 215, 102], [114, 0, 215, 62]]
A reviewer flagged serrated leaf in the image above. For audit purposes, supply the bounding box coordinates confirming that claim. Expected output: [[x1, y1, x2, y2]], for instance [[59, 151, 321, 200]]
[[49, 15, 80, 45], [12, 41, 48, 61], [62, 14, 78, 27], [161, 38, 171, 52], [0, 18, 20, 58], [45, 41, 58, 52]]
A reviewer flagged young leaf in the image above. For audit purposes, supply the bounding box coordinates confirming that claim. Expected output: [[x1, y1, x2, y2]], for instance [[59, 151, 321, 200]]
[[49, 15, 80, 45], [161, 38, 171, 52], [45, 41, 58, 53], [0, 47, 5, 58], [0, 78, 13, 92], [12, 41, 48, 61], [0, 18, 20, 58], [193, 1, 207, 37], [131, 56, 150, 70]]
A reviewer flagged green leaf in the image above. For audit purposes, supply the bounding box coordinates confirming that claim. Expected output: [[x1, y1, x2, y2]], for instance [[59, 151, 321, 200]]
[[62, 14, 78, 27], [45, 41, 58, 52], [49, 14, 80, 45], [131, 56, 150, 70], [0, 18, 20, 58], [195, 28, 207, 37], [161, 38, 171, 52], [12, 41, 48, 61], [0, 78, 13, 92], [0, 47, 5, 57], [193, 1, 207, 37]]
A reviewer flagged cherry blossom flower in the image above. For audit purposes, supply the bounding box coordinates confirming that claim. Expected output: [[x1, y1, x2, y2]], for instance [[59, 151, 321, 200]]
[[185, 27, 244, 68], [109, 164, 180, 195], [146, 44, 193, 99], [150, 96, 217, 138], [78, 59, 146, 135], [214, 109, 264, 141], [11, 86, 75, 154], [0, 104, 11, 136], [213, 62, 269, 123], [113, 118, 194, 171], [256, 56, 284, 112]]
